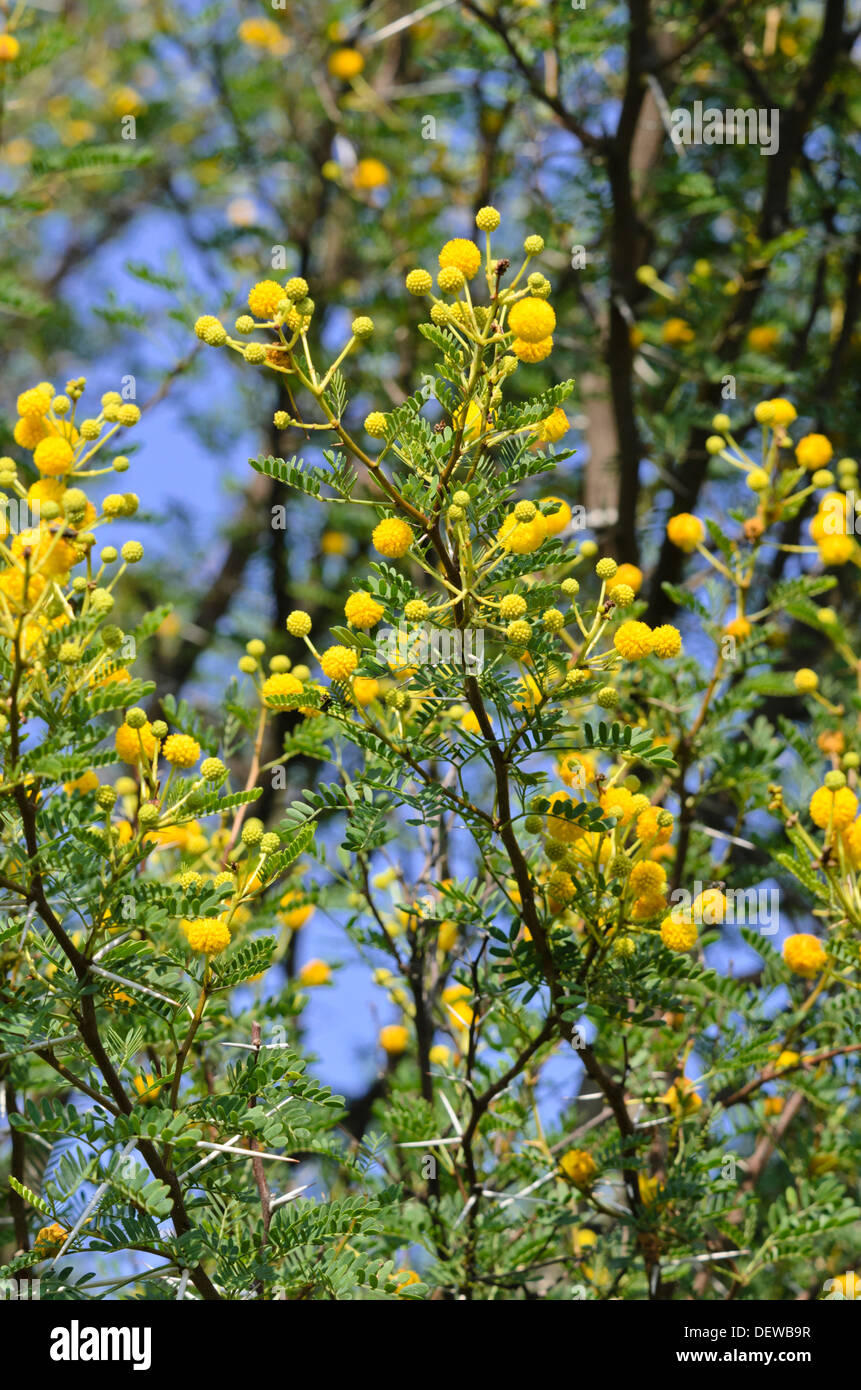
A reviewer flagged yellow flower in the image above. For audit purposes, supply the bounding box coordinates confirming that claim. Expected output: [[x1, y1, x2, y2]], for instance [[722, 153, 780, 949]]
[[614, 620, 653, 660], [16, 386, 52, 418], [508, 297, 556, 343], [261, 672, 304, 708], [818, 534, 854, 566], [809, 784, 857, 829], [533, 407, 569, 445], [352, 676, 380, 707], [429, 1043, 451, 1066], [328, 47, 364, 80], [666, 513, 704, 552], [247, 280, 285, 319], [724, 616, 751, 638], [379, 1023, 409, 1055], [782, 932, 826, 978], [183, 918, 231, 956], [511, 336, 553, 363], [660, 915, 697, 951], [299, 958, 331, 987], [767, 398, 797, 426], [453, 399, 490, 442], [650, 624, 682, 658], [115, 720, 157, 764], [747, 325, 780, 353], [12, 525, 78, 577], [33, 1223, 68, 1255], [600, 785, 637, 824], [353, 158, 389, 190], [497, 511, 548, 555], [763, 1095, 784, 1117], [237, 17, 292, 54], [279, 890, 315, 929], [372, 517, 413, 558], [162, 733, 200, 768], [546, 791, 585, 843], [661, 1080, 702, 1114], [796, 433, 833, 469], [629, 861, 666, 896], [321, 645, 359, 681], [344, 590, 384, 629], [33, 436, 74, 476], [559, 1148, 597, 1187], [64, 770, 99, 795], [132, 1072, 162, 1103], [661, 317, 694, 345], [541, 496, 572, 536], [613, 563, 643, 593], [691, 888, 727, 924], [438, 238, 482, 279], [0, 33, 21, 62], [394, 1269, 421, 1294]]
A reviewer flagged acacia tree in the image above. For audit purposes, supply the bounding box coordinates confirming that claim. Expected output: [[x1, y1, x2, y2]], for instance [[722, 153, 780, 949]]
[[1, 0, 860, 1303]]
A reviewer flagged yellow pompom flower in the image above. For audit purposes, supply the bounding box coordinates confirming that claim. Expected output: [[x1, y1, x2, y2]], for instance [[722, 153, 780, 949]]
[[533, 407, 569, 444], [636, 806, 673, 845], [184, 918, 231, 956], [115, 720, 157, 764], [546, 791, 585, 843], [132, 1073, 162, 1103], [17, 386, 52, 418], [453, 399, 490, 442], [14, 415, 50, 449], [666, 513, 704, 552], [747, 325, 780, 353], [328, 47, 364, 80], [559, 1149, 597, 1187], [661, 317, 694, 345], [794, 668, 818, 694], [379, 1023, 409, 1055], [629, 861, 666, 896], [353, 157, 390, 191], [0, 34, 21, 62], [247, 280, 285, 319], [277, 891, 314, 931], [541, 496, 572, 536], [497, 511, 548, 555], [261, 672, 304, 707], [34, 1223, 68, 1255], [508, 297, 556, 343], [767, 398, 797, 426], [691, 888, 727, 924], [650, 624, 682, 658], [614, 620, 654, 660], [809, 784, 858, 829], [660, 915, 698, 951], [352, 676, 380, 707], [511, 336, 553, 363], [372, 517, 414, 558], [438, 238, 482, 280], [661, 1081, 702, 1115], [344, 590, 384, 629], [782, 933, 826, 979], [321, 645, 359, 681], [796, 433, 833, 469], [12, 525, 77, 577], [613, 563, 643, 593], [299, 958, 331, 986], [162, 733, 201, 768], [33, 436, 74, 476], [818, 534, 854, 566], [600, 785, 637, 824]]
